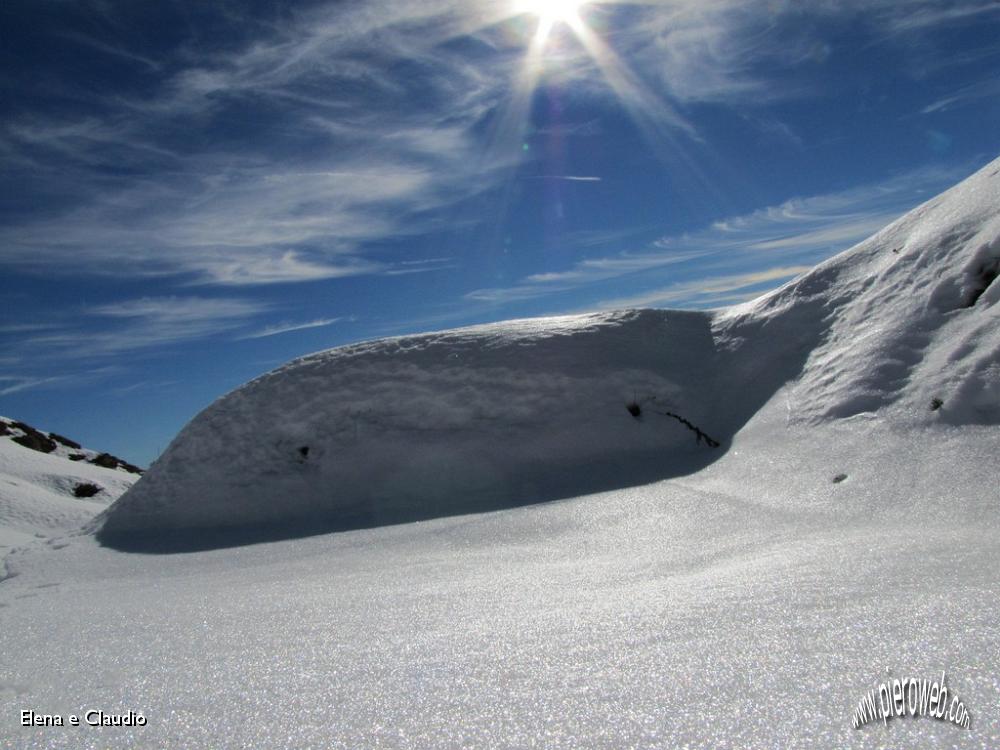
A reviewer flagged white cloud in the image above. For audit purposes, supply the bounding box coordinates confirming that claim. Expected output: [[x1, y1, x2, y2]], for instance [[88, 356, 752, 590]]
[[0, 1, 525, 286], [740, 215, 903, 251], [57, 30, 162, 71], [519, 249, 710, 286], [0, 376, 69, 397], [0, 297, 274, 395], [238, 318, 343, 340], [922, 77, 1000, 114], [880, 0, 1000, 33], [21, 297, 268, 356], [463, 162, 968, 308], [0, 323, 61, 334], [1, 0, 994, 291], [524, 175, 602, 182], [626, 0, 1000, 105], [90, 297, 262, 321], [591, 266, 814, 310]]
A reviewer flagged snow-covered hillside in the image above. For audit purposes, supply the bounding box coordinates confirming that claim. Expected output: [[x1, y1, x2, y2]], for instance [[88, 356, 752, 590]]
[[97, 156, 1000, 547], [0, 417, 140, 575], [715, 157, 1000, 428], [1, 157, 998, 750]]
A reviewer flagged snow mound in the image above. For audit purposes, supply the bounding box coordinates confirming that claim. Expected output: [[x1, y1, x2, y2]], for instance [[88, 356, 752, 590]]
[[98, 156, 1000, 546], [97, 309, 732, 546]]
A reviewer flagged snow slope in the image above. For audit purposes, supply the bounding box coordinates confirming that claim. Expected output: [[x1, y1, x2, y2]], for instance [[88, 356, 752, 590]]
[[715, 156, 1000, 428], [1, 156, 998, 750], [98, 155, 1000, 546], [0, 419, 138, 571]]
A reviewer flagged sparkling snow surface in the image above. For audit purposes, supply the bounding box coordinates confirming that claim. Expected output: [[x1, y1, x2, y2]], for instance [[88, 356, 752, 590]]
[[2, 158, 999, 748], [2, 422, 998, 749]]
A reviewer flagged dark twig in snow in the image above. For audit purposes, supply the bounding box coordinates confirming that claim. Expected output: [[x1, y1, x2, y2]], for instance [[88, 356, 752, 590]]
[[626, 397, 721, 448], [652, 409, 721, 448]]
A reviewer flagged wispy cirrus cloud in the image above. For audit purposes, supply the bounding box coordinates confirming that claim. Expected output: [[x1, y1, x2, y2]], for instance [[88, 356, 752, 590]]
[[0, 323, 61, 334], [591, 266, 815, 311], [383, 257, 458, 276], [56, 30, 163, 71], [21, 297, 267, 357], [464, 162, 967, 309], [922, 77, 1000, 114], [0, 137, 487, 285], [0, 1, 530, 286], [90, 296, 262, 321], [1, 296, 344, 394], [878, 0, 1000, 33], [0, 367, 124, 397], [0, 375, 70, 397], [624, 0, 999, 106], [238, 317, 343, 340], [463, 248, 709, 302], [2, 0, 994, 291], [524, 175, 602, 182]]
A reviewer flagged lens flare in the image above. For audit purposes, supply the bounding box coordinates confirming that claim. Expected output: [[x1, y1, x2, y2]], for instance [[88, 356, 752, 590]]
[[487, 0, 706, 226]]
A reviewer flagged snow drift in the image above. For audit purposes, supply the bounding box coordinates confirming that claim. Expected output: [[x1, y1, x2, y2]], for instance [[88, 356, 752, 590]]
[[97, 156, 1000, 547], [97, 310, 731, 546]]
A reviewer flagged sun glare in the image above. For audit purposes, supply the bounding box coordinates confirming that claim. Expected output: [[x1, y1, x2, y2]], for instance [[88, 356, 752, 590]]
[[517, 0, 588, 26], [492, 0, 697, 204]]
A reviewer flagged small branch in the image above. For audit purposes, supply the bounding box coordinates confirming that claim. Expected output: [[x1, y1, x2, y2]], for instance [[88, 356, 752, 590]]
[[655, 410, 720, 448], [626, 397, 721, 448]]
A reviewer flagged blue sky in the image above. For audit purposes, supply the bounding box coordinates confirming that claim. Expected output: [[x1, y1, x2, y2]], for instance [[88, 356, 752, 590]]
[[2, 0, 999, 465]]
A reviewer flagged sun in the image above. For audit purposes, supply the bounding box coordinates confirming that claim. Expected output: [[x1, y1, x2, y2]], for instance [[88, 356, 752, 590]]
[[515, 0, 589, 26]]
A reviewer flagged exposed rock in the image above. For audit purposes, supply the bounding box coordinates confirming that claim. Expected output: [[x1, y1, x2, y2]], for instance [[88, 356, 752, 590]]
[[91, 453, 120, 469], [73, 482, 103, 498], [50, 432, 82, 449], [90, 452, 144, 475], [2, 416, 144, 473], [12, 428, 57, 454]]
